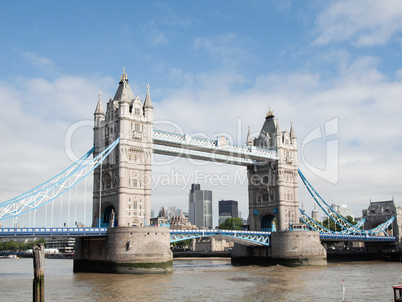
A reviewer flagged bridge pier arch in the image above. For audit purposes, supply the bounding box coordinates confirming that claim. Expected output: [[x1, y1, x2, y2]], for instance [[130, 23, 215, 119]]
[[261, 214, 276, 232], [102, 205, 116, 227]]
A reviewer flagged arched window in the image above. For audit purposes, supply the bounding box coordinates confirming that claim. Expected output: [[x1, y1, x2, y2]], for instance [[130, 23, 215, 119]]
[[102, 206, 116, 227]]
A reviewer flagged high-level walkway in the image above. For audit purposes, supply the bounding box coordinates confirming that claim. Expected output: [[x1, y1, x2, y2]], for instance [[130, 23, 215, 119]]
[[153, 129, 278, 165]]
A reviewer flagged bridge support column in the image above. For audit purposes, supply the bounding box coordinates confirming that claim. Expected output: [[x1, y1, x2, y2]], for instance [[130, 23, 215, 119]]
[[231, 231, 326, 266], [74, 226, 173, 274]]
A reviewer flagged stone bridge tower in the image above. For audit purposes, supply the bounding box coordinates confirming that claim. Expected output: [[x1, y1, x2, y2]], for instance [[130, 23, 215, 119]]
[[247, 109, 299, 232], [233, 110, 325, 266], [75, 71, 172, 274], [92, 70, 153, 227]]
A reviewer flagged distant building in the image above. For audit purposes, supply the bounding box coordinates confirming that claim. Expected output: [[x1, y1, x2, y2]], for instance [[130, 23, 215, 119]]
[[46, 237, 75, 254], [331, 203, 353, 219], [362, 199, 402, 246], [158, 206, 181, 220], [238, 211, 247, 225], [170, 223, 197, 230], [150, 217, 169, 227], [189, 184, 212, 229], [169, 211, 189, 226], [219, 200, 238, 217], [218, 200, 238, 226], [311, 209, 320, 222], [192, 238, 234, 252]]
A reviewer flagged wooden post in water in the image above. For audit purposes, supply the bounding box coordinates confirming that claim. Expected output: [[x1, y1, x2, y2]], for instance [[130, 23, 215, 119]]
[[33, 243, 45, 302]]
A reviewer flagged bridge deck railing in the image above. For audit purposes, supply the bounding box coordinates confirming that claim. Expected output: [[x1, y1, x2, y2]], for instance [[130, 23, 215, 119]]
[[170, 229, 272, 246], [0, 227, 107, 237]]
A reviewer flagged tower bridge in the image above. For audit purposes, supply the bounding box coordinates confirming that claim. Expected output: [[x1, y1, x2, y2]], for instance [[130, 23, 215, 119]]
[[0, 70, 398, 273]]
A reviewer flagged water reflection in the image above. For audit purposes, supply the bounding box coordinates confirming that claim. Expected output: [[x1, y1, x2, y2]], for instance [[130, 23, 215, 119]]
[[1, 258, 401, 301]]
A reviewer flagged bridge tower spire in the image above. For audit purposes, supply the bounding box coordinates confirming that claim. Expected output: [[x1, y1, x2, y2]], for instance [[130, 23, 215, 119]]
[[94, 91, 106, 159], [246, 126, 253, 147]]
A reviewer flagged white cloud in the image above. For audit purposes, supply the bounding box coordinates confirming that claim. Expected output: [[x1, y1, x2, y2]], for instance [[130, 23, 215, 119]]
[[148, 30, 168, 45], [20, 51, 58, 75], [314, 0, 402, 46], [194, 33, 253, 68], [140, 3, 193, 46]]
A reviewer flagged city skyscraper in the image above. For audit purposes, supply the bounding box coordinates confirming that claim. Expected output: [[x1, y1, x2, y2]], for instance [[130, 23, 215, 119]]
[[218, 200, 239, 226], [188, 184, 212, 229], [219, 200, 239, 217]]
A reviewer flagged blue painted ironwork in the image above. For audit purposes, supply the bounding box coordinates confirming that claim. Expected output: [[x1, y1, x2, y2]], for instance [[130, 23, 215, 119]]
[[0, 227, 107, 237], [170, 229, 271, 246], [353, 218, 366, 229], [298, 169, 395, 236], [320, 233, 396, 242], [1, 227, 396, 244], [0, 138, 120, 221]]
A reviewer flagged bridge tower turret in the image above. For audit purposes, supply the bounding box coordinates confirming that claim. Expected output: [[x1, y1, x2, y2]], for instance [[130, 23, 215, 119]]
[[247, 109, 299, 232], [94, 91, 105, 157]]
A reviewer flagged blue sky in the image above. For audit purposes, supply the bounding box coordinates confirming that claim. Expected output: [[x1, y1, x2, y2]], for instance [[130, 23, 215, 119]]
[[1, 0, 402, 227]]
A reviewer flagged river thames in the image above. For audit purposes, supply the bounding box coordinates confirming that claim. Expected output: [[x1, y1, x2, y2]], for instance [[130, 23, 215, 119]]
[[1, 258, 401, 301]]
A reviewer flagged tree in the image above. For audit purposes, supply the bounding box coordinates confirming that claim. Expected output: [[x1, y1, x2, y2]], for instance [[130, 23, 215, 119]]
[[218, 217, 243, 230], [0, 238, 46, 252], [322, 215, 357, 232], [171, 239, 192, 249], [345, 216, 356, 225]]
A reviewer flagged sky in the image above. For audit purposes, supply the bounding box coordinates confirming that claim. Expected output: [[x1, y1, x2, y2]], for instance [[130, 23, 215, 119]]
[[1, 0, 402, 228]]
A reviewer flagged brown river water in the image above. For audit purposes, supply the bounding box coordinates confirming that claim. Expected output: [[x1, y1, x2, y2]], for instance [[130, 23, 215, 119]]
[[0, 258, 401, 301]]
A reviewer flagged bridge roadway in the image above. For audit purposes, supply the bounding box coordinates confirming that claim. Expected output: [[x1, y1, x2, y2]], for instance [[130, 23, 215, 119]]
[[0, 227, 108, 237], [0, 228, 396, 245]]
